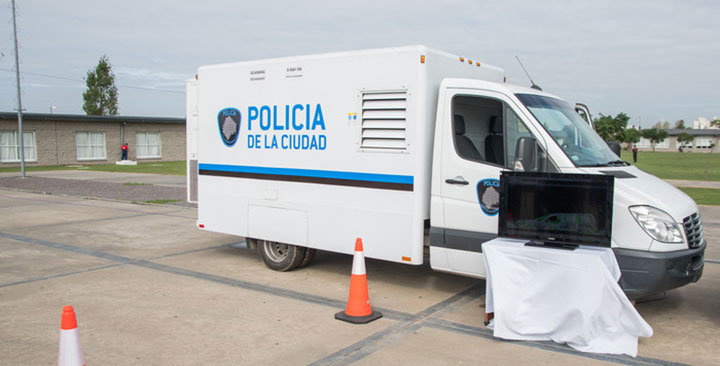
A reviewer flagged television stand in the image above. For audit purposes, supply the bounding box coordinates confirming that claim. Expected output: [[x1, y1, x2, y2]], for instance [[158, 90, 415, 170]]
[[482, 238, 652, 356], [524, 241, 578, 250]]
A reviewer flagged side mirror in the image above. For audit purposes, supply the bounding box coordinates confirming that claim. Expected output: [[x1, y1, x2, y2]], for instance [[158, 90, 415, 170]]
[[607, 141, 621, 158], [514, 137, 537, 172]]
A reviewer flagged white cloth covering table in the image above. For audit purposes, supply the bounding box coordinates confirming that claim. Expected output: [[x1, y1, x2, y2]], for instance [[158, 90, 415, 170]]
[[482, 238, 653, 356]]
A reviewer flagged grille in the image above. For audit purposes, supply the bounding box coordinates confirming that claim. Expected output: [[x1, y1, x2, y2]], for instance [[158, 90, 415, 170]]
[[683, 212, 704, 248], [360, 91, 407, 150]]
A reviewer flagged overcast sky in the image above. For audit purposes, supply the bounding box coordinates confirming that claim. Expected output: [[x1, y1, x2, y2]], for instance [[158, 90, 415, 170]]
[[1, 0, 718, 127]]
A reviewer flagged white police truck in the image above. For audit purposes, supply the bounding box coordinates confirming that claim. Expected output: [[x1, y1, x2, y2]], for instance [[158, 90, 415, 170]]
[[187, 45, 704, 299]]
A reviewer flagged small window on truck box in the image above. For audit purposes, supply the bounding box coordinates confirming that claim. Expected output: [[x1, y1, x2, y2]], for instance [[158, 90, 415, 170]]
[[360, 91, 408, 151]]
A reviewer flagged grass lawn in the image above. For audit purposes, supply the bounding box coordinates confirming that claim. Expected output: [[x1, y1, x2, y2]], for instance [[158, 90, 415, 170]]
[[678, 188, 720, 206], [0, 161, 186, 175], [620, 151, 720, 181], [0, 164, 78, 173]]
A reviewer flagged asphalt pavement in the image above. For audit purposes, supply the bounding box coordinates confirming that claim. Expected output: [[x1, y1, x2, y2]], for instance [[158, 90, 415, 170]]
[[1, 170, 719, 365]]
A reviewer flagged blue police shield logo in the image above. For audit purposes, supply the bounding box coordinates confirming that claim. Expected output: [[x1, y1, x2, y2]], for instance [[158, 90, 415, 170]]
[[477, 178, 500, 216], [218, 108, 241, 147]]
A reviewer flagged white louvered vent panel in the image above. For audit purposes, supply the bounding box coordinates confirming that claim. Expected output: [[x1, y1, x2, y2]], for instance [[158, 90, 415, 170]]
[[362, 100, 406, 110], [361, 139, 407, 149], [362, 129, 406, 139], [361, 91, 407, 150], [362, 120, 407, 130], [362, 110, 406, 119], [362, 92, 407, 100]]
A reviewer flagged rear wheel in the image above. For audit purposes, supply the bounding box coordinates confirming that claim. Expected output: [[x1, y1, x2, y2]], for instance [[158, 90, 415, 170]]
[[257, 240, 306, 271], [298, 248, 317, 268]]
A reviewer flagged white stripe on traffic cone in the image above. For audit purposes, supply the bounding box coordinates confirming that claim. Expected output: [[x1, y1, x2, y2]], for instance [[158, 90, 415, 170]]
[[58, 305, 85, 366], [335, 238, 382, 324]]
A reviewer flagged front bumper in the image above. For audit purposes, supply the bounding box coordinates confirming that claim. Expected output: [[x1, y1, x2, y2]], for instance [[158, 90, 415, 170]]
[[614, 240, 706, 300]]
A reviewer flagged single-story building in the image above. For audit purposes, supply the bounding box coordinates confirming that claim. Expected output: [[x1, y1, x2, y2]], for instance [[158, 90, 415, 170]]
[[636, 129, 720, 153], [0, 112, 185, 166]]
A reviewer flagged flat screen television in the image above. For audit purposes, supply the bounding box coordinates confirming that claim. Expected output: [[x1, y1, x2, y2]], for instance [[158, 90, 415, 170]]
[[498, 172, 614, 249]]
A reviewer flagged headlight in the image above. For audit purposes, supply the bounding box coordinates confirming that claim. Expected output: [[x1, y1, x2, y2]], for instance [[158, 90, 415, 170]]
[[629, 206, 685, 243]]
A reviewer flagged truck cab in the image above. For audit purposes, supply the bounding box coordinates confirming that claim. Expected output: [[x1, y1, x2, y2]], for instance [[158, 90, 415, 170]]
[[429, 79, 705, 299]]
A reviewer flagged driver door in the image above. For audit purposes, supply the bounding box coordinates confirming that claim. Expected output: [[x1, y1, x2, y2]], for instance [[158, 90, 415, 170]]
[[431, 88, 543, 276]]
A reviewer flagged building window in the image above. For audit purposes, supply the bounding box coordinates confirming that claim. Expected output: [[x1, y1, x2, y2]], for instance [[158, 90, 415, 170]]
[[678, 139, 693, 148], [136, 132, 161, 159], [638, 137, 669, 149], [655, 139, 669, 149], [76, 132, 106, 161], [0, 131, 37, 163], [637, 138, 651, 148], [696, 137, 713, 148]]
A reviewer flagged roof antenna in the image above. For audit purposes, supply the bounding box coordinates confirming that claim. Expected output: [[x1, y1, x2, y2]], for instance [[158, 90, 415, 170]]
[[515, 56, 542, 91]]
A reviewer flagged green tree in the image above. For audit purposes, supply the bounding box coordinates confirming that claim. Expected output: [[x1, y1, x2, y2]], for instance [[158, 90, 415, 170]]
[[640, 128, 668, 152], [623, 128, 641, 150], [676, 132, 694, 149], [82, 55, 118, 116], [593, 113, 630, 142], [652, 121, 670, 129], [674, 120, 686, 129]]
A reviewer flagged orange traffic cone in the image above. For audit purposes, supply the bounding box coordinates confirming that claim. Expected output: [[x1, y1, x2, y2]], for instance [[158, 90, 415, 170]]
[[58, 305, 85, 366], [335, 238, 382, 324]]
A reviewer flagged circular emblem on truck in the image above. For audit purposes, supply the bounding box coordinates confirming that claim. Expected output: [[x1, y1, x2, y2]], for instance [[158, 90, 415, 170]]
[[218, 107, 241, 147], [477, 178, 500, 216]]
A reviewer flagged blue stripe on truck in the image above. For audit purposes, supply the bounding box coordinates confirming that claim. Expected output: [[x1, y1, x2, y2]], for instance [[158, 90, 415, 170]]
[[198, 163, 414, 191]]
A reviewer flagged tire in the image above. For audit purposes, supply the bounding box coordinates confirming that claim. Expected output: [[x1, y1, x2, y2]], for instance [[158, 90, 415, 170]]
[[298, 248, 317, 268], [257, 240, 306, 271]]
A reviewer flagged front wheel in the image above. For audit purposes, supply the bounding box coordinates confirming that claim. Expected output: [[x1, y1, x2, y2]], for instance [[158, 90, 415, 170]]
[[257, 239, 306, 271]]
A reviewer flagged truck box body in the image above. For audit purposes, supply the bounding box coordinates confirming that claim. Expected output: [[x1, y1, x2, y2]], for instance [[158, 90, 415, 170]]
[[194, 46, 503, 264]]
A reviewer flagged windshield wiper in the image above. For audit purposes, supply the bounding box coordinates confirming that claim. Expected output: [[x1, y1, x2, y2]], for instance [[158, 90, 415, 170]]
[[579, 160, 630, 167], [606, 160, 630, 166]]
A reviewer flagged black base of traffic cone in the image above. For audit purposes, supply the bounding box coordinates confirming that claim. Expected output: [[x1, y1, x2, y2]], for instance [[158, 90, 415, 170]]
[[334, 310, 383, 324]]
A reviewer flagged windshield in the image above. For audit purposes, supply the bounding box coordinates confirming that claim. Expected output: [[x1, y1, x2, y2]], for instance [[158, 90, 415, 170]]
[[516, 94, 620, 167]]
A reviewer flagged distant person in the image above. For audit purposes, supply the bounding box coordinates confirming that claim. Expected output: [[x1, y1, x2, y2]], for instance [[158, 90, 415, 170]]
[[679, 145, 684, 153], [632, 145, 638, 163], [121, 143, 128, 160]]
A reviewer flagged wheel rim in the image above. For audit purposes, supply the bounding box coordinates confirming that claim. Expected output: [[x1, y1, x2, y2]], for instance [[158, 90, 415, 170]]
[[262, 240, 289, 262]]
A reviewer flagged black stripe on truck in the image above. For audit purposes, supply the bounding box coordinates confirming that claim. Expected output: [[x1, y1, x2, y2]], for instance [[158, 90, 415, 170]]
[[199, 169, 414, 191]]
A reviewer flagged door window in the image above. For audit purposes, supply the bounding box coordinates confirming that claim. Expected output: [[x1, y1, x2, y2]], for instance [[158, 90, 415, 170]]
[[452, 95, 539, 170], [451, 96, 503, 165], [504, 106, 532, 170]]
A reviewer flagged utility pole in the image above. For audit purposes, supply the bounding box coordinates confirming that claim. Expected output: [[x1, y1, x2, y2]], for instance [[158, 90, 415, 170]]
[[11, 0, 26, 178]]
